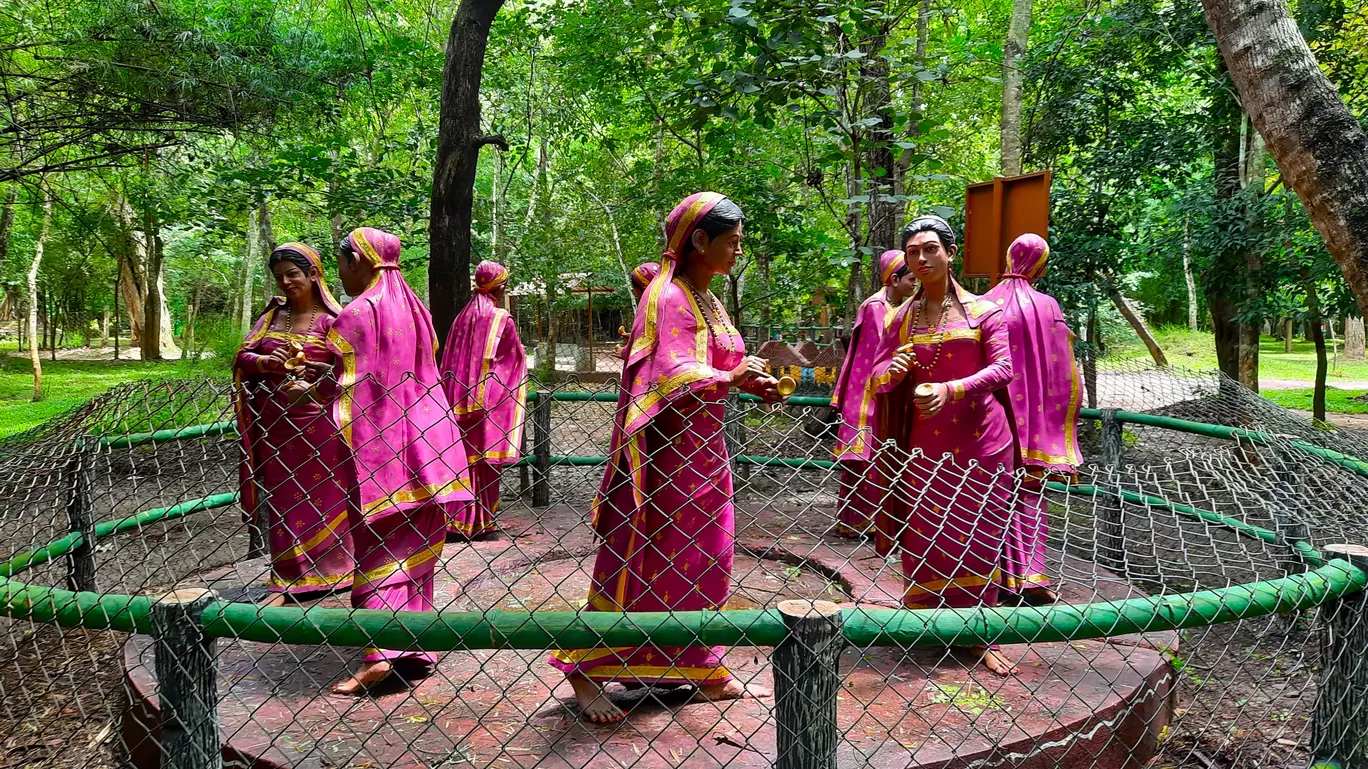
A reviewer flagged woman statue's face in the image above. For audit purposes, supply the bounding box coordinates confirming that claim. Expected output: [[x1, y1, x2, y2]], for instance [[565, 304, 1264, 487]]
[[905, 230, 954, 285], [272, 261, 312, 302], [690, 223, 744, 276]]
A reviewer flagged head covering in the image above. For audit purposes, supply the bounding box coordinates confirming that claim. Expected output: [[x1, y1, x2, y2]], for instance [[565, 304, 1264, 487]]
[[629, 192, 728, 365], [270, 242, 343, 314], [1003, 232, 1050, 283], [879, 250, 907, 287], [630, 262, 660, 298], [325, 227, 474, 521], [441, 260, 528, 466], [474, 260, 510, 294], [983, 233, 1082, 472]]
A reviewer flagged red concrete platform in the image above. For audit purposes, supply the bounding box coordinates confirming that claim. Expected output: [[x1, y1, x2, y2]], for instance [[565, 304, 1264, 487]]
[[121, 502, 1176, 769]]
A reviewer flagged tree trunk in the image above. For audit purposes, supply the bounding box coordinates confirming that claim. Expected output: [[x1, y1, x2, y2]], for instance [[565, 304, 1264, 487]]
[[1000, 0, 1034, 176], [141, 209, 166, 361], [429, 0, 509, 347], [1083, 308, 1099, 410], [1206, 60, 1244, 382], [28, 191, 51, 401], [1109, 287, 1169, 367], [239, 210, 259, 337], [893, 0, 932, 229], [1201, 0, 1368, 319], [1183, 214, 1199, 331], [0, 184, 15, 272], [843, 160, 864, 334], [113, 197, 147, 348], [578, 182, 633, 311], [184, 279, 203, 360], [1284, 318, 1294, 353], [862, 18, 898, 283], [1346, 316, 1366, 361], [100, 306, 110, 348], [1303, 267, 1328, 422], [1237, 114, 1266, 391], [256, 199, 276, 302]]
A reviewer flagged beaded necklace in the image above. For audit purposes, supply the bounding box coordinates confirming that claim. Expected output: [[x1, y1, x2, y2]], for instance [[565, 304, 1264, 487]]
[[284, 300, 318, 335], [906, 290, 953, 372], [683, 277, 738, 353]]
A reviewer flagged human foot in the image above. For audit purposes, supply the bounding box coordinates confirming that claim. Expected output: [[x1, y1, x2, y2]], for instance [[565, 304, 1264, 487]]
[[569, 674, 625, 724], [1022, 587, 1058, 606], [331, 660, 393, 696], [260, 592, 288, 607], [696, 680, 772, 702], [972, 646, 1017, 677]]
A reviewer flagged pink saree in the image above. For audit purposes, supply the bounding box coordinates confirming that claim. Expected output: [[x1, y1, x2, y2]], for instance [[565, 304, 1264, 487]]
[[325, 227, 473, 665], [440, 260, 528, 537], [830, 249, 906, 537], [234, 243, 355, 595], [983, 234, 1083, 593], [551, 192, 750, 686], [871, 280, 1020, 609]]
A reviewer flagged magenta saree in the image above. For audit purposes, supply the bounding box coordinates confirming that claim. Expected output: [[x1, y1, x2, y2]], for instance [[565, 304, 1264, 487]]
[[830, 249, 906, 537], [234, 243, 355, 595], [325, 227, 473, 664], [983, 234, 1083, 593], [440, 260, 528, 537], [871, 280, 1019, 609], [551, 192, 747, 686]]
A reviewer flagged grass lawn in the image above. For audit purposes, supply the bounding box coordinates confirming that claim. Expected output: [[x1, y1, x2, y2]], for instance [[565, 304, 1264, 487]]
[[1262, 388, 1368, 415], [0, 353, 227, 439], [1107, 326, 1368, 383]]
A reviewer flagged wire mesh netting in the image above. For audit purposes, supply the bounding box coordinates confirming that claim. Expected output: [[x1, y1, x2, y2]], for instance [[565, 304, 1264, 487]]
[[0, 359, 1365, 769]]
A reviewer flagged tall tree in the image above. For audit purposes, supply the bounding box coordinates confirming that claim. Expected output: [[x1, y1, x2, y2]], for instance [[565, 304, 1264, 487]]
[[1201, 0, 1368, 318], [28, 188, 52, 400], [429, 0, 509, 345], [1000, 0, 1034, 176]]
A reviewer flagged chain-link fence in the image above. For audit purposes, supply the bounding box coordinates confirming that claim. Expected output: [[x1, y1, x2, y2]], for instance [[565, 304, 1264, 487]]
[[1, 360, 1366, 769]]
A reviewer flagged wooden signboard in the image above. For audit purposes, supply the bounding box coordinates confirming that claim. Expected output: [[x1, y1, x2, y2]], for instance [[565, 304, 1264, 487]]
[[962, 170, 1051, 280]]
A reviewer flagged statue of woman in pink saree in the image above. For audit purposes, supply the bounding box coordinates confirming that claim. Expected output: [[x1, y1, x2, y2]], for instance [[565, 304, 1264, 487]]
[[830, 248, 917, 537], [983, 233, 1082, 605], [234, 243, 355, 605], [550, 193, 783, 723], [291, 227, 474, 695], [871, 215, 1021, 676], [440, 260, 528, 539]]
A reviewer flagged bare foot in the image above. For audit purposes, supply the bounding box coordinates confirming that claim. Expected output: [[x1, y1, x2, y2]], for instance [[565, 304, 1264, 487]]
[[973, 646, 1017, 677], [569, 674, 625, 724], [696, 680, 772, 701], [331, 660, 393, 696], [1023, 587, 1058, 606], [260, 592, 288, 607]]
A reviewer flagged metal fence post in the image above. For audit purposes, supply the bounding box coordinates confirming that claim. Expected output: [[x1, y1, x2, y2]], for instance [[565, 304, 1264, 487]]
[[64, 445, 97, 592], [773, 599, 843, 769], [1098, 408, 1127, 576], [532, 391, 552, 508], [518, 412, 531, 498], [1313, 544, 1368, 766], [150, 589, 220, 769]]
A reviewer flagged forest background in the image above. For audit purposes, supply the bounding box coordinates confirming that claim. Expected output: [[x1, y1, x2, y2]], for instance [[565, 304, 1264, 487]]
[[0, 0, 1365, 436]]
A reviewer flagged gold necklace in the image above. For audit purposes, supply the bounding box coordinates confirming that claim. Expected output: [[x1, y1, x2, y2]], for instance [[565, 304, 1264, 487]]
[[683, 278, 737, 353], [907, 292, 953, 372]]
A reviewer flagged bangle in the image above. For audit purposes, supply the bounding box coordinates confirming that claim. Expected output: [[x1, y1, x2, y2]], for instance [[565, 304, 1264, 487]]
[[952, 381, 966, 401]]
